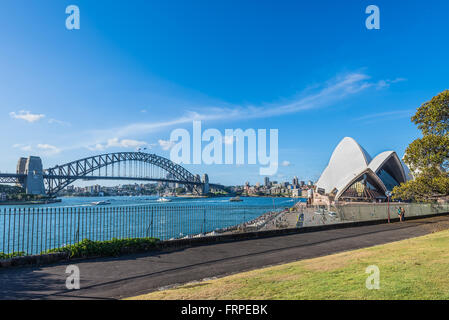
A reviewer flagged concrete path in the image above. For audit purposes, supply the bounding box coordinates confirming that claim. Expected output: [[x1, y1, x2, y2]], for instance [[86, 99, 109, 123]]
[[1, 215, 448, 300]]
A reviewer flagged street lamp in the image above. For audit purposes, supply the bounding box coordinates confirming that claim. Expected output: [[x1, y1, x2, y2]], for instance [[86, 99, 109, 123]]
[[385, 191, 392, 223]]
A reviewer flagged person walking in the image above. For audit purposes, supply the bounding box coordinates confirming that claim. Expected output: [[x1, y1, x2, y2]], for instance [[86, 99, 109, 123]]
[[397, 206, 403, 222], [397, 206, 405, 222]]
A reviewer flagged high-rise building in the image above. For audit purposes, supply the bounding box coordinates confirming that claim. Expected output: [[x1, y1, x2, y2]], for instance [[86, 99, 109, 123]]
[[292, 176, 299, 187], [264, 177, 270, 187]]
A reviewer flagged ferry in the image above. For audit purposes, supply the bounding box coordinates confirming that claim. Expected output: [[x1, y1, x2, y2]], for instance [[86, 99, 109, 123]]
[[229, 196, 243, 202]]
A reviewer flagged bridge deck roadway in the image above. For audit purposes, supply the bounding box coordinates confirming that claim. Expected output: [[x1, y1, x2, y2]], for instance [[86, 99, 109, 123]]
[[1, 215, 449, 300]]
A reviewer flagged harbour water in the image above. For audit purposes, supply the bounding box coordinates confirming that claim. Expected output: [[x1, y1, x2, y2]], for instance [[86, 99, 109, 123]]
[[0, 196, 305, 255], [0, 195, 301, 209]]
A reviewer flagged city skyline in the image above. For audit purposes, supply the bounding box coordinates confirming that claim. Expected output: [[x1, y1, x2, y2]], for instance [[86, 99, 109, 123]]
[[1, 1, 449, 185]]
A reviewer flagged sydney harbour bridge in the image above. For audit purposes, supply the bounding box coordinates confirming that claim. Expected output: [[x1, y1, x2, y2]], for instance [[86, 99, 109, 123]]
[[0, 152, 225, 196]]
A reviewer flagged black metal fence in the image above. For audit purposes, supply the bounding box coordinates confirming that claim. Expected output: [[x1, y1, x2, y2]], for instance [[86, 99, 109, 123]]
[[2, 201, 448, 258], [0, 204, 285, 256]]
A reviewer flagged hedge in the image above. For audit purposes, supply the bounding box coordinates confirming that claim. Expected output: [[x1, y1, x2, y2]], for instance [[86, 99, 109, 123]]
[[46, 237, 160, 258]]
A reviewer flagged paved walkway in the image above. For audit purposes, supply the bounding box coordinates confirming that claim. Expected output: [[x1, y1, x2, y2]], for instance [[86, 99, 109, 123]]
[[1, 215, 449, 300]]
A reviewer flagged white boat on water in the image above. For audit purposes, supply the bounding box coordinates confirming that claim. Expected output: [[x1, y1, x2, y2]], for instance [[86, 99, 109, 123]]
[[91, 200, 111, 206], [156, 197, 172, 203], [229, 196, 243, 202]]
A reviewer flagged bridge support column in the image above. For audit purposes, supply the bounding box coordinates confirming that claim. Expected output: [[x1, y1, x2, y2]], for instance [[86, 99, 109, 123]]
[[17, 156, 46, 195], [202, 173, 210, 195]]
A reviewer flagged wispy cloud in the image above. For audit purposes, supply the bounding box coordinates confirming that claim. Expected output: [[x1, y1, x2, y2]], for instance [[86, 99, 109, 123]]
[[9, 110, 45, 123], [13, 143, 62, 156], [88, 138, 147, 151], [354, 110, 413, 123], [48, 118, 71, 126], [281, 160, 291, 167], [13, 144, 32, 152], [37, 143, 61, 156], [224, 136, 234, 145], [87, 72, 375, 143], [52, 72, 403, 153], [375, 78, 407, 89], [158, 139, 175, 151]]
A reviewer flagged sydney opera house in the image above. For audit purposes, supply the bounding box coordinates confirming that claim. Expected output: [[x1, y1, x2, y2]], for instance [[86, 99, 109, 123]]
[[315, 137, 411, 202]]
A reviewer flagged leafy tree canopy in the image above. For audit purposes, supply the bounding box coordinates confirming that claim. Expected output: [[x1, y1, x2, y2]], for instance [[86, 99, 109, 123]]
[[393, 90, 449, 202], [412, 90, 449, 136], [403, 134, 449, 173]]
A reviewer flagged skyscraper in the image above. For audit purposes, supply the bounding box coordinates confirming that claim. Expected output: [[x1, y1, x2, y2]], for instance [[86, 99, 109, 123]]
[[264, 177, 270, 187], [292, 176, 299, 187]]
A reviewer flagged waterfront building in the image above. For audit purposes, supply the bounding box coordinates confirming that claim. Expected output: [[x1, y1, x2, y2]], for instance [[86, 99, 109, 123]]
[[291, 188, 301, 197], [316, 137, 410, 202], [301, 189, 309, 198], [244, 182, 250, 193], [292, 176, 299, 188]]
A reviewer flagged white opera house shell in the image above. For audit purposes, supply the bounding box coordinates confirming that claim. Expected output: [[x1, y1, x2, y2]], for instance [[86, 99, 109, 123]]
[[316, 137, 410, 202]]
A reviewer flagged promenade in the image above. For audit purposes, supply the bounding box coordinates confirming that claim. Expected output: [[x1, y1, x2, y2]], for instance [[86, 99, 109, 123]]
[[1, 215, 448, 300]]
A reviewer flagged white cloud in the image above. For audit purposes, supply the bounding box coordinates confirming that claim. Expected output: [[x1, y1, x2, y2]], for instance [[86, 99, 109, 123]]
[[88, 138, 147, 151], [9, 110, 45, 123], [48, 118, 71, 126], [107, 138, 147, 148], [87, 143, 107, 151], [58, 71, 404, 154], [87, 72, 381, 142], [375, 78, 407, 89], [37, 144, 61, 155], [13, 143, 62, 156], [224, 136, 234, 145], [13, 144, 32, 152], [354, 110, 413, 123], [281, 160, 291, 167], [158, 139, 175, 151]]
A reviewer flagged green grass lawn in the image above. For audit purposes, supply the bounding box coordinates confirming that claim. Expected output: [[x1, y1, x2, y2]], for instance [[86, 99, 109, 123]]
[[128, 229, 449, 300]]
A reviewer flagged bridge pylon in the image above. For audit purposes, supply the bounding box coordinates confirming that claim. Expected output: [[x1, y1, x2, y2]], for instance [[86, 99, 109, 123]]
[[16, 156, 46, 195], [202, 173, 210, 195]]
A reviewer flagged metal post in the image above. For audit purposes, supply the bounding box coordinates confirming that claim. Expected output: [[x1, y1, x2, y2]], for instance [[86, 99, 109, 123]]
[[202, 208, 206, 234], [149, 207, 153, 237], [31, 209, 35, 255], [23, 209, 27, 254], [76, 208, 80, 243], [2, 209, 5, 254], [38, 208, 42, 254], [12, 208, 16, 254], [387, 195, 391, 223]]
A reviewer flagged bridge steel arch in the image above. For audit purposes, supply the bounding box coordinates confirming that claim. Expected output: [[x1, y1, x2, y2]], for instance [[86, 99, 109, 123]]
[[44, 152, 202, 195]]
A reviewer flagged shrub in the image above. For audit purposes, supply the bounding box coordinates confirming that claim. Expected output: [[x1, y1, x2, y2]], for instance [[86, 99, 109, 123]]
[[0, 252, 26, 260], [46, 237, 159, 258]]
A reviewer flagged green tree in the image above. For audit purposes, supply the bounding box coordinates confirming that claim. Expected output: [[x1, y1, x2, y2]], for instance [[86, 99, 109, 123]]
[[175, 187, 185, 194], [393, 90, 449, 202], [411, 90, 449, 136]]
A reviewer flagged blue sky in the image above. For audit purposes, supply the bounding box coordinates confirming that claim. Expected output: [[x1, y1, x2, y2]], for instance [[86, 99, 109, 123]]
[[1, 0, 448, 186]]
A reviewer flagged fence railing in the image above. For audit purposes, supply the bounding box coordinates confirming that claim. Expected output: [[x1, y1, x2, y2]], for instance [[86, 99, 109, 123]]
[[2, 201, 448, 257], [0, 204, 286, 256], [334, 202, 449, 221], [300, 202, 449, 226]]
